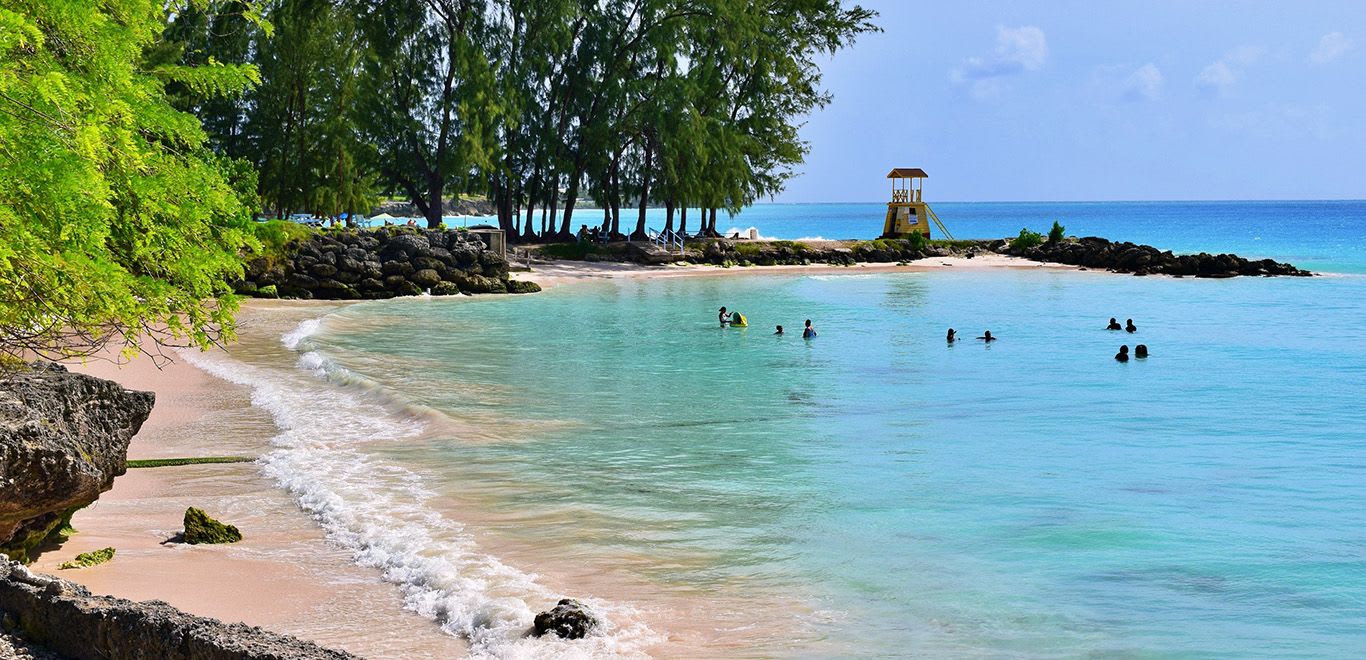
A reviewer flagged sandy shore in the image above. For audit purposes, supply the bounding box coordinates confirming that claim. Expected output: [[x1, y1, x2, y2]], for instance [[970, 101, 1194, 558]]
[[512, 252, 1084, 290], [29, 304, 467, 659]]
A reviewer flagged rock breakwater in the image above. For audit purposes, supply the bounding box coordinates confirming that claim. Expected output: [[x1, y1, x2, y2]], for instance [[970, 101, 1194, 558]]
[[238, 227, 540, 300], [1002, 236, 1310, 277]]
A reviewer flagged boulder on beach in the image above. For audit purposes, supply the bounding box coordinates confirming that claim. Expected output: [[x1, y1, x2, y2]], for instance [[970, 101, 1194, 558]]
[[532, 598, 598, 640], [0, 363, 154, 563], [182, 507, 241, 545]]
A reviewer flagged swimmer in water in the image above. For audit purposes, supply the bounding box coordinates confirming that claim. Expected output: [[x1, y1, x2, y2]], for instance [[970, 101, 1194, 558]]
[[774, 325, 784, 336], [803, 319, 817, 339], [1125, 318, 1137, 333], [1107, 317, 1122, 330], [977, 330, 996, 342], [946, 328, 958, 342], [718, 306, 729, 327], [1115, 345, 1130, 362], [1135, 344, 1148, 358]]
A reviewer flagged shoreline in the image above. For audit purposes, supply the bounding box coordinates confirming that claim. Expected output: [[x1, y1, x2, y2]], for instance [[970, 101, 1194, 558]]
[[26, 256, 1322, 658], [514, 253, 1090, 290], [29, 302, 467, 658]]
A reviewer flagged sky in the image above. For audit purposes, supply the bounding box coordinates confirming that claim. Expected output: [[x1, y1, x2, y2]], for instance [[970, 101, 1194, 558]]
[[776, 1, 1366, 203]]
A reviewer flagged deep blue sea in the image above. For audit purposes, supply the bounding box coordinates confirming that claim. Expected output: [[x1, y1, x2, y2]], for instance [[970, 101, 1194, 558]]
[[221, 201, 1366, 657]]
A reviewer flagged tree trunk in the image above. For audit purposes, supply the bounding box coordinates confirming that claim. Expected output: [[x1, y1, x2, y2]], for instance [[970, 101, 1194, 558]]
[[425, 175, 444, 229], [664, 198, 675, 234], [631, 139, 652, 241], [558, 162, 584, 239], [679, 205, 687, 236], [709, 207, 718, 236]]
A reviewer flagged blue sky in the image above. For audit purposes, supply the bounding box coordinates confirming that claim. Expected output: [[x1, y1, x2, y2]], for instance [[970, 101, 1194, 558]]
[[777, 1, 1366, 202]]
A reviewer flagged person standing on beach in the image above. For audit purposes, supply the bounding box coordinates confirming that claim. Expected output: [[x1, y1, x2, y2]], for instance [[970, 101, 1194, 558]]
[[719, 307, 730, 327], [803, 320, 817, 339]]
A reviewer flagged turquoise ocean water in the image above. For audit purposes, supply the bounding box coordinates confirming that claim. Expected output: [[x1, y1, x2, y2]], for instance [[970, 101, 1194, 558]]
[[219, 202, 1366, 657]]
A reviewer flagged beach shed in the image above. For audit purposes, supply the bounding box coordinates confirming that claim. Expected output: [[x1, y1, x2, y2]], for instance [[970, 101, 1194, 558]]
[[467, 225, 506, 259], [882, 168, 953, 239]]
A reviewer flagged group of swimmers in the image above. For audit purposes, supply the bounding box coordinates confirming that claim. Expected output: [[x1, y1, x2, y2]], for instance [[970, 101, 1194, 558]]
[[945, 318, 1150, 362], [718, 307, 817, 338], [720, 308, 1147, 359], [1106, 317, 1149, 361]]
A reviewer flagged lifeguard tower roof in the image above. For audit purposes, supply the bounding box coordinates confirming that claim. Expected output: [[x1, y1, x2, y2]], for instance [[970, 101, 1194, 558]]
[[887, 168, 928, 179]]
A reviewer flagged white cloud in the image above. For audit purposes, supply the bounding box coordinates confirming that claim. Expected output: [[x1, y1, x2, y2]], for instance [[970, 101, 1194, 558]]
[[1122, 63, 1164, 101], [949, 26, 1048, 100], [1196, 46, 1262, 96], [1310, 32, 1354, 64]]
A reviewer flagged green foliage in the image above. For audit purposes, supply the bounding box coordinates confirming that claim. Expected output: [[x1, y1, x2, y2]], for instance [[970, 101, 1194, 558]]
[[250, 220, 315, 255], [1011, 228, 1046, 250], [852, 234, 927, 254], [126, 456, 252, 468], [536, 242, 620, 261], [0, 0, 264, 365], [183, 507, 242, 544], [733, 241, 810, 256], [255, 284, 279, 298], [59, 546, 115, 569], [1048, 220, 1067, 243]]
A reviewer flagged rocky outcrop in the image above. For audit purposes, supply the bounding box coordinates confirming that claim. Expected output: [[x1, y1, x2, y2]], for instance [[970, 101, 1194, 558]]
[[236, 227, 534, 299], [1, 364, 154, 563], [532, 599, 598, 640], [1002, 236, 1310, 277], [0, 558, 358, 659]]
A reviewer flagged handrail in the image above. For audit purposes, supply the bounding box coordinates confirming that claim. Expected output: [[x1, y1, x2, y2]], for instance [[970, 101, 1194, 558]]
[[925, 204, 954, 241], [647, 227, 685, 253]]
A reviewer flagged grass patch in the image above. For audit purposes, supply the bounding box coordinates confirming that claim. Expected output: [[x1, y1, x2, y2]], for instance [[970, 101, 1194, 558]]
[[251, 219, 316, 254], [536, 242, 622, 260], [126, 456, 253, 468], [733, 240, 809, 255]]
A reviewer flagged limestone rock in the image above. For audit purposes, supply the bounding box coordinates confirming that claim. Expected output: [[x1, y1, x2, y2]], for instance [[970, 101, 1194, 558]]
[[0, 364, 153, 563], [532, 598, 598, 640]]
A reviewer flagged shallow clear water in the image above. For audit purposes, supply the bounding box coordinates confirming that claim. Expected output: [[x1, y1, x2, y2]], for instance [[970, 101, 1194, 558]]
[[226, 202, 1366, 656]]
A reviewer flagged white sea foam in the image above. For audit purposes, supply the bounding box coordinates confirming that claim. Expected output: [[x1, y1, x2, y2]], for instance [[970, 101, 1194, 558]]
[[181, 318, 661, 658]]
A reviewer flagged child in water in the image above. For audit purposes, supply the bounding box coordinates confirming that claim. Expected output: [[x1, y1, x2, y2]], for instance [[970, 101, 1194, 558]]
[[803, 319, 817, 339], [1115, 345, 1130, 362], [774, 325, 784, 335], [946, 328, 958, 342]]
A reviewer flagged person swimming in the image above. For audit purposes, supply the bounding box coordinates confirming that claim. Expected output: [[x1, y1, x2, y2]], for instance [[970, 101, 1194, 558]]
[[1115, 345, 1130, 362], [1125, 318, 1137, 333], [1134, 344, 1148, 358], [946, 328, 958, 342], [977, 330, 995, 342], [718, 306, 729, 327], [774, 325, 784, 335], [1107, 317, 1122, 330], [803, 319, 817, 339]]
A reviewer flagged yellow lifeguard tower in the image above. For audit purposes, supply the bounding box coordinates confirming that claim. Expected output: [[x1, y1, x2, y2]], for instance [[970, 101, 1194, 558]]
[[882, 168, 953, 239]]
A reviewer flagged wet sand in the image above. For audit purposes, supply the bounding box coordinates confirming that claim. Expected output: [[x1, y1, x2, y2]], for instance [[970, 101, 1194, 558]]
[[30, 302, 468, 659]]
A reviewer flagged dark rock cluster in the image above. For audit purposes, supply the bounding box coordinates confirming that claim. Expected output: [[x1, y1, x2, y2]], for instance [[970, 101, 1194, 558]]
[[1003, 236, 1310, 277], [1, 364, 154, 563], [236, 227, 541, 300], [532, 598, 598, 640], [0, 558, 358, 659]]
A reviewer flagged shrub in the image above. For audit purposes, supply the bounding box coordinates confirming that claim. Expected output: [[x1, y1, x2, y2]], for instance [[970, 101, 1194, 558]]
[[1010, 228, 1045, 250], [1048, 221, 1066, 244]]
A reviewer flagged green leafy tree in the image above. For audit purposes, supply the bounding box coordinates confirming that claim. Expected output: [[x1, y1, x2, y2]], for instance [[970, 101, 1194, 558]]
[[0, 0, 262, 365]]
